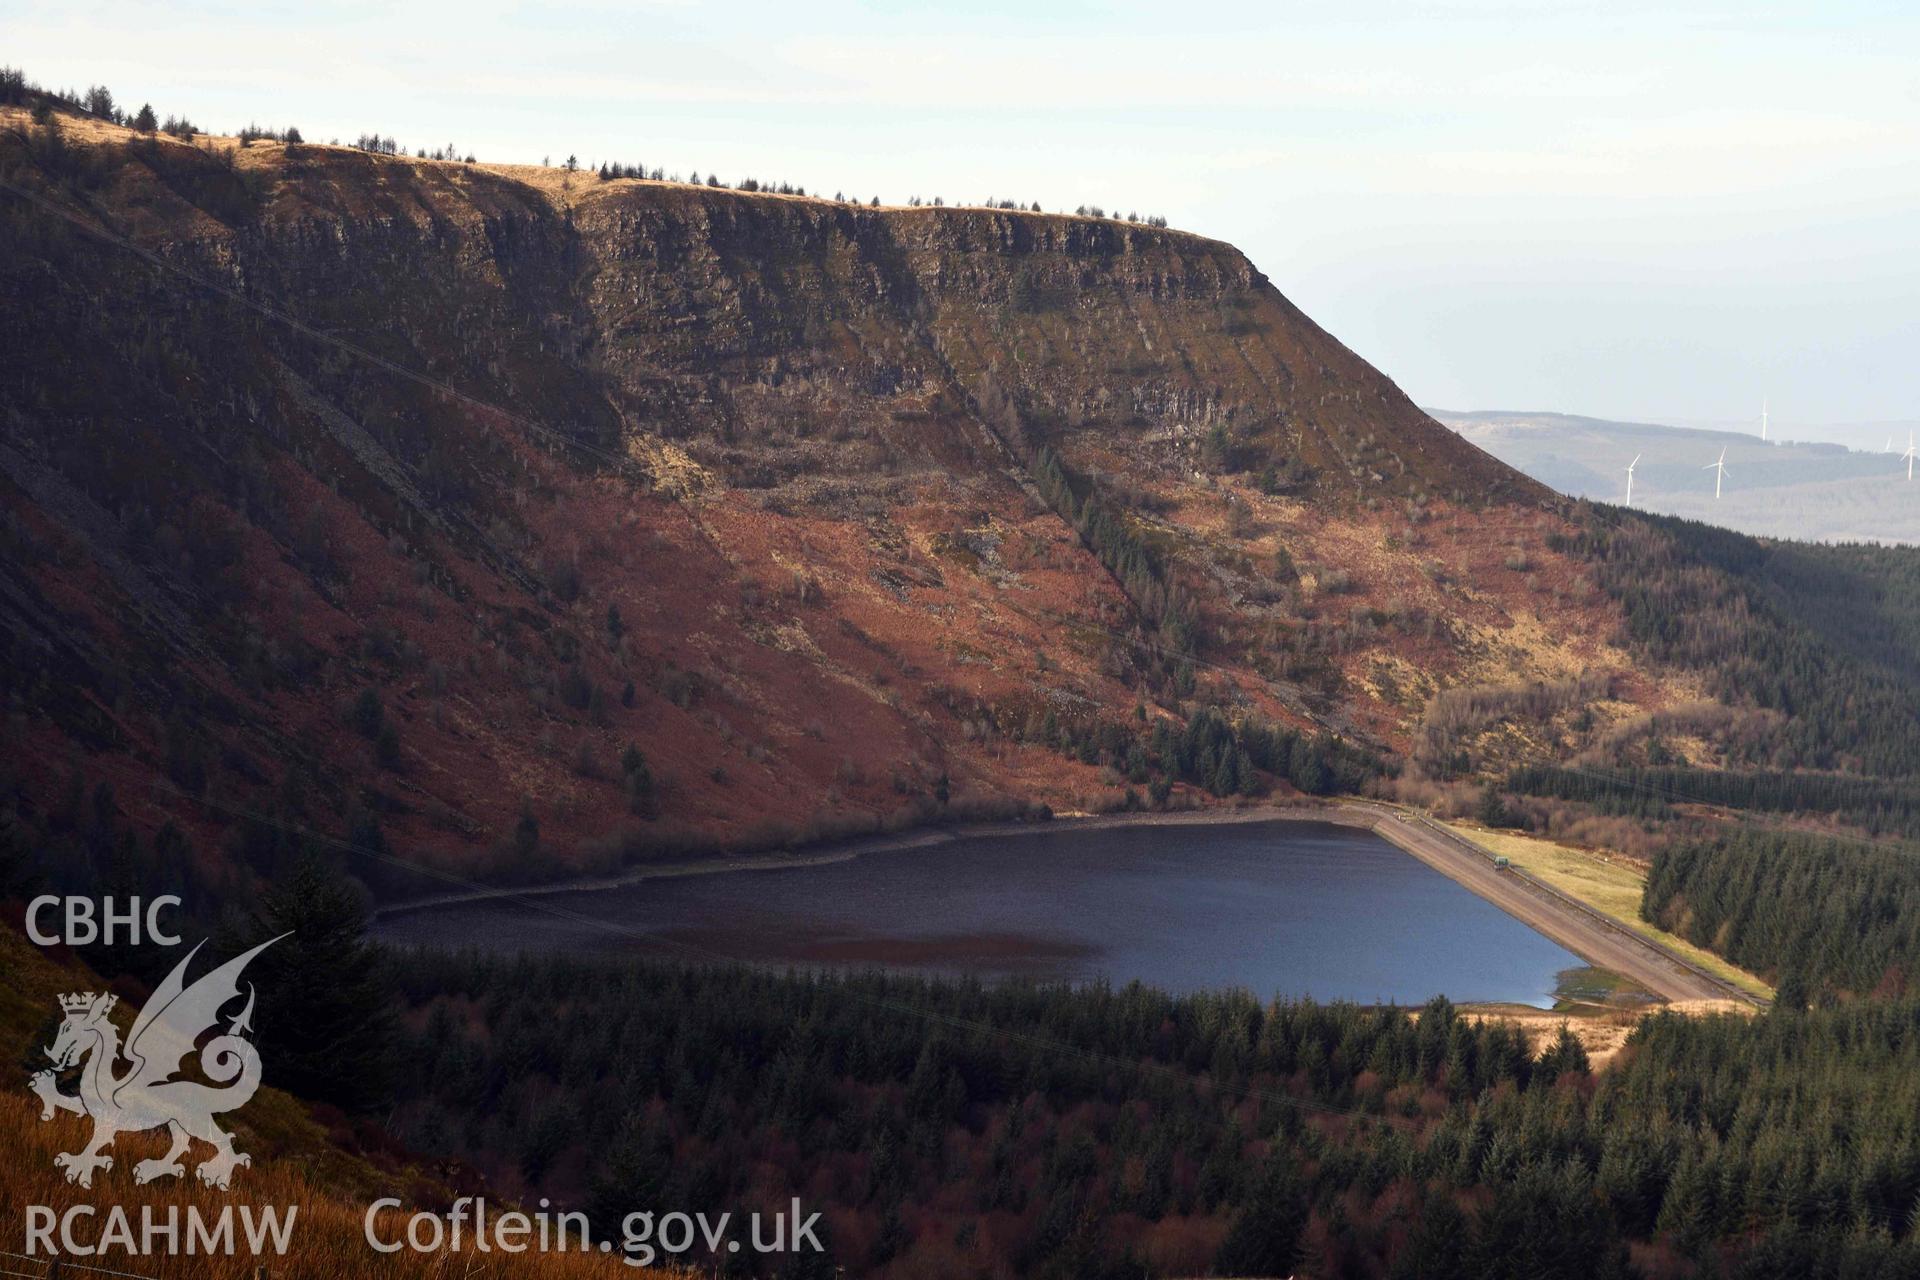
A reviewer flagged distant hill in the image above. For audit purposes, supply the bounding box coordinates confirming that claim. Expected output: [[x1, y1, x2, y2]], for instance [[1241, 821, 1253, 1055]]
[[1429, 409, 1920, 544]]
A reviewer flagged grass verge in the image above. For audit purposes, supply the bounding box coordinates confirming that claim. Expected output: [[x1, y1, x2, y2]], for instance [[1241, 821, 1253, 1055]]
[[1437, 822, 1775, 1002]]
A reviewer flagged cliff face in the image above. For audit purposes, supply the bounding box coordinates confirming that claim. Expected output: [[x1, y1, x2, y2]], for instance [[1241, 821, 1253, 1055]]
[[575, 186, 1523, 502], [199, 157, 1523, 504], [0, 113, 1627, 895]]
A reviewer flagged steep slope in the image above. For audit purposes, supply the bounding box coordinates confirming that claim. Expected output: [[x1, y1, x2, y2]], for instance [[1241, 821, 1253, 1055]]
[[0, 106, 1664, 901]]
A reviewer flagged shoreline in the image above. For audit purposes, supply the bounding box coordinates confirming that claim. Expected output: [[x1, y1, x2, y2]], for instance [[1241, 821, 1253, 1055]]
[[371, 801, 1360, 919], [1354, 805, 1761, 1007], [371, 797, 1757, 1010]]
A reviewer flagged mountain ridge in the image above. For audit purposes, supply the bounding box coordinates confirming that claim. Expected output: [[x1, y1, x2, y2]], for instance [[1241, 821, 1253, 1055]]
[[1, 104, 1672, 905]]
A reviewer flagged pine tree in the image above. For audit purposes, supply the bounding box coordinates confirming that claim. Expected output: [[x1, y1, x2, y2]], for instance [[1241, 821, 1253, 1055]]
[[622, 744, 656, 817], [229, 857, 396, 1110], [587, 1110, 672, 1234], [1389, 1193, 1474, 1280], [1214, 1150, 1306, 1277], [1537, 1023, 1590, 1079]]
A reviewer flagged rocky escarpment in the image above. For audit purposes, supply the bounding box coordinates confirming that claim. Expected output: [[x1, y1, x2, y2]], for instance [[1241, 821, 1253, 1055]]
[[581, 184, 1526, 505], [0, 112, 1620, 905], [185, 154, 1526, 507]]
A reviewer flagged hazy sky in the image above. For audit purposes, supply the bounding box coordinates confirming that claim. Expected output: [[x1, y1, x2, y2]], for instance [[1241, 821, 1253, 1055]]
[[10, 1, 1917, 435]]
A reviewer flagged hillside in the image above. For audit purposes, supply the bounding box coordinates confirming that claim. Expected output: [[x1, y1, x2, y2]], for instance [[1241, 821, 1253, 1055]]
[[0, 104, 1661, 895], [10, 100, 1915, 913], [1433, 408, 1920, 544], [15, 70, 1920, 1280]]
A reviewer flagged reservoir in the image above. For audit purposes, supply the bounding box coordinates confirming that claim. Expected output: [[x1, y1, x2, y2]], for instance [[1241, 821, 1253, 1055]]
[[375, 819, 1590, 1007]]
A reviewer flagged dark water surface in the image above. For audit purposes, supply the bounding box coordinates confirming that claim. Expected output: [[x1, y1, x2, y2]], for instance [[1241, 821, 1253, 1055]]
[[376, 820, 1587, 1006]]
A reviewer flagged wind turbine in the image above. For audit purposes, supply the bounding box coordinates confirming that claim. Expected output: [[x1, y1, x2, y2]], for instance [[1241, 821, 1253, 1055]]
[[1624, 454, 1641, 507], [1903, 432, 1917, 482], [1705, 446, 1729, 499], [1761, 398, 1769, 442]]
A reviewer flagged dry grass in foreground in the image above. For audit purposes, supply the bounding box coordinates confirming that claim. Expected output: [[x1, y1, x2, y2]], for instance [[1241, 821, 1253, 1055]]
[[0, 920, 668, 1278]]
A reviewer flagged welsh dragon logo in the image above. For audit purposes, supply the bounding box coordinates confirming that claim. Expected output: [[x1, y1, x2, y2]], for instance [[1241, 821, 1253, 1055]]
[[30, 936, 284, 1190]]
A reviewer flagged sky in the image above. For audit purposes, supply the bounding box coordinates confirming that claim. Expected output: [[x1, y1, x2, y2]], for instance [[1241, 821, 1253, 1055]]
[[8, 0, 1918, 440]]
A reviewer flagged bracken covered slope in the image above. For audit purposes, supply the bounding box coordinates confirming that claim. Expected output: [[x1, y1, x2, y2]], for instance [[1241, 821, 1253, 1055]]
[[0, 109, 1659, 893]]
